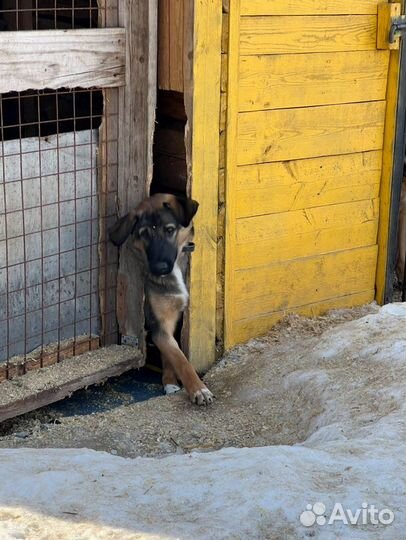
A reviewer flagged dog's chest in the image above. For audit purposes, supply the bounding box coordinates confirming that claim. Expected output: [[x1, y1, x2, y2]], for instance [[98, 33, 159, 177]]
[[171, 263, 188, 298], [165, 264, 188, 312], [146, 264, 188, 312]]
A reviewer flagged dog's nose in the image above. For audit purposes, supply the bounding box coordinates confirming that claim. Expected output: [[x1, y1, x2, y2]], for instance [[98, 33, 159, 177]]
[[153, 261, 171, 275]]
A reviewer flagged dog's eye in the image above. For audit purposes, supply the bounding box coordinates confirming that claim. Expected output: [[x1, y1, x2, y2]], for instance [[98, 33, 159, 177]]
[[138, 227, 149, 238], [165, 226, 176, 235]]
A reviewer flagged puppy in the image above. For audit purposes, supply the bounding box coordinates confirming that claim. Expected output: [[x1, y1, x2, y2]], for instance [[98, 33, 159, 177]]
[[109, 193, 214, 406]]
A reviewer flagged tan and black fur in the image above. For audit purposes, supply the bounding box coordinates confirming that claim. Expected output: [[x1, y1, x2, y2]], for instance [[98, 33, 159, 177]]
[[109, 193, 214, 406]]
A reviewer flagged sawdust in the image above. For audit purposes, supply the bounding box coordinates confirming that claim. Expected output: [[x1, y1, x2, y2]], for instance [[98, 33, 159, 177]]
[[0, 303, 385, 456], [0, 346, 142, 407]]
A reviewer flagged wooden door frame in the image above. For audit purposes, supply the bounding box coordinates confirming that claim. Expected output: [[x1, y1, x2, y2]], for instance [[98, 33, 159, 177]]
[[114, 0, 157, 352], [378, 33, 406, 302], [376, 0, 406, 303], [185, 0, 223, 372]]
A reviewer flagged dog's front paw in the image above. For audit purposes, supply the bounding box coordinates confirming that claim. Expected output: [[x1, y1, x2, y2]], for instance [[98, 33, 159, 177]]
[[191, 387, 214, 406]]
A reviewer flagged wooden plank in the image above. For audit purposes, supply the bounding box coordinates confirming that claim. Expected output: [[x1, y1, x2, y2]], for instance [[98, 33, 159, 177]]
[[98, 91, 119, 346], [170, 0, 184, 91], [236, 151, 382, 190], [219, 0, 241, 349], [237, 101, 386, 166], [97, 1, 120, 348], [0, 337, 100, 383], [0, 29, 125, 93], [234, 221, 378, 270], [158, 0, 170, 89], [233, 245, 377, 310], [216, 7, 229, 352], [232, 290, 375, 344], [236, 180, 379, 219], [185, 0, 223, 372], [0, 346, 143, 423], [239, 51, 389, 112], [240, 16, 377, 56], [376, 34, 402, 302], [240, 0, 379, 16], [223, 0, 241, 350], [220, 92, 227, 131], [158, 0, 184, 91], [222, 13, 229, 53], [116, 0, 157, 350], [236, 199, 379, 244], [221, 54, 228, 92], [377, 3, 401, 50], [235, 152, 382, 217]]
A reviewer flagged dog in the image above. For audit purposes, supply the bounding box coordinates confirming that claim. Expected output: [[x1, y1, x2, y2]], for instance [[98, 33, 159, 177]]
[[109, 193, 214, 406]]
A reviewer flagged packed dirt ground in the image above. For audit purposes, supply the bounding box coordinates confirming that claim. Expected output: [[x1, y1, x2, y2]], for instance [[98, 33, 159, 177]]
[[0, 302, 389, 458], [1, 302, 405, 539]]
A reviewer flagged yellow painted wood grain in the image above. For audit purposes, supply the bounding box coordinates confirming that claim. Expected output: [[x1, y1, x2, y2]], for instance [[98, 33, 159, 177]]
[[235, 152, 382, 217], [237, 101, 386, 166], [240, 16, 377, 55], [232, 290, 375, 344], [240, 0, 379, 16], [234, 221, 378, 270], [224, 0, 241, 349], [377, 3, 401, 50], [239, 51, 389, 112], [236, 180, 380, 218], [187, 0, 222, 371], [376, 45, 401, 302], [236, 199, 379, 244], [222, 0, 397, 348], [236, 151, 382, 189], [233, 245, 377, 309]]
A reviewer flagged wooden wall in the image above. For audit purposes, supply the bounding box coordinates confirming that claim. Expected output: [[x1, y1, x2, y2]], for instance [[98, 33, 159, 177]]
[[224, 0, 392, 347], [158, 0, 185, 92]]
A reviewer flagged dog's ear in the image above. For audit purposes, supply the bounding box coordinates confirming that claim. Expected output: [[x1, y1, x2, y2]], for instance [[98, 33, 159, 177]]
[[175, 197, 199, 227], [109, 213, 138, 247]]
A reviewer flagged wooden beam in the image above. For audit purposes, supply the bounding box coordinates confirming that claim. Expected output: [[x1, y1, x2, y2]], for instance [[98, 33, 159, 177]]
[[115, 0, 157, 349], [158, 0, 185, 92], [0, 346, 143, 423], [0, 337, 100, 383], [184, 0, 222, 372], [0, 28, 125, 93], [223, 0, 241, 350], [98, 2, 121, 348], [376, 40, 402, 302]]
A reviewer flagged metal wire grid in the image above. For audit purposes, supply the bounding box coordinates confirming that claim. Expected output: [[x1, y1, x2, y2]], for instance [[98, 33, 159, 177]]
[[0, 1, 119, 378], [0, 1, 99, 31]]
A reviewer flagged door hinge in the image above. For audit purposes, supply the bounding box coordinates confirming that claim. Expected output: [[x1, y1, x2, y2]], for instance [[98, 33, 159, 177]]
[[377, 3, 403, 50]]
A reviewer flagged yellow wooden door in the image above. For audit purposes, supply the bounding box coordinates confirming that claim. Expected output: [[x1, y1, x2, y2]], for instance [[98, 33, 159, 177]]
[[224, 0, 400, 346]]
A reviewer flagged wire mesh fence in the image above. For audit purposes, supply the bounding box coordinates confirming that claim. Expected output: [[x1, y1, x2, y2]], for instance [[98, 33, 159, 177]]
[[0, 1, 119, 380]]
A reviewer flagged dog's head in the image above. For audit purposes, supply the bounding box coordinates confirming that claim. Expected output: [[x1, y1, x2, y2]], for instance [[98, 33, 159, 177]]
[[109, 193, 199, 276]]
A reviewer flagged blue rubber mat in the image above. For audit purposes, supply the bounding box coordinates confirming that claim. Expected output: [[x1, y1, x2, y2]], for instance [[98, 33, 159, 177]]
[[48, 368, 163, 417]]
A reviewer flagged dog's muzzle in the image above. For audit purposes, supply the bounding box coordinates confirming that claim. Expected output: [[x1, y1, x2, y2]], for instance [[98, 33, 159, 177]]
[[151, 260, 172, 276]]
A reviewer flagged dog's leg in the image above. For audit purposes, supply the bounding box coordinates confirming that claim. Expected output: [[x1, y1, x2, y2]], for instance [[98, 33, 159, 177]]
[[161, 355, 181, 395], [153, 332, 214, 406]]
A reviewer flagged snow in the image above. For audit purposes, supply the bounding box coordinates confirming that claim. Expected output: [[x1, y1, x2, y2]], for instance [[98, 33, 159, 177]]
[[0, 304, 405, 539]]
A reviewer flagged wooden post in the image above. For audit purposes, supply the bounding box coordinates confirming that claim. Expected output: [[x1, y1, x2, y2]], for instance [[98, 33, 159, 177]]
[[184, 0, 222, 371], [376, 1, 403, 303], [115, 0, 158, 350]]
